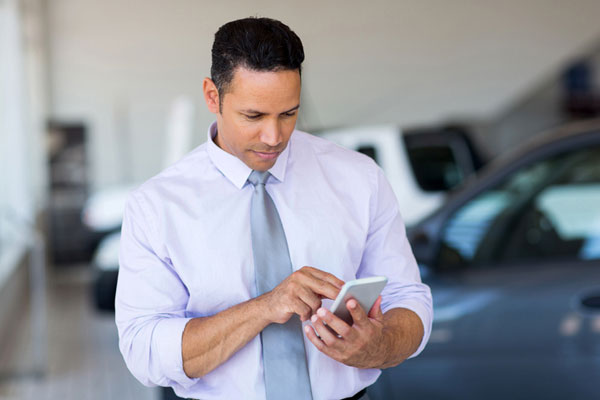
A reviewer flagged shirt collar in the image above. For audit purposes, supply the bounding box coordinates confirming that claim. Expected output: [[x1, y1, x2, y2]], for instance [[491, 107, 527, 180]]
[[206, 121, 290, 189]]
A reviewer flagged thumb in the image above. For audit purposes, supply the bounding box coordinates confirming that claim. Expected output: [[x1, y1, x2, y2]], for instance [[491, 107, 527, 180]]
[[368, 295, 383, 321]]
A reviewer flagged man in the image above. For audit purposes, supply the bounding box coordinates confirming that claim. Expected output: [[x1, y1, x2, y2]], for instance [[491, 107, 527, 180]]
[[116, 17, 432, 400]]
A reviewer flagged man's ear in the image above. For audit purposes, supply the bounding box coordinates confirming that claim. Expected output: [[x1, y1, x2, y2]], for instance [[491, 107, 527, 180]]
[[203, 78, 220, 114]]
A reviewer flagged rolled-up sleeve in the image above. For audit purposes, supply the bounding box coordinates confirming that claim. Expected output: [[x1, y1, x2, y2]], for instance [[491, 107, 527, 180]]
[[356, 167, 433, 358], [115, 191, 199, 388]]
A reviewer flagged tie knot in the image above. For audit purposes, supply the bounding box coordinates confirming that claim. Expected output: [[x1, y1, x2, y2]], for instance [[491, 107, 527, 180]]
[[248, 170, 270, 186]]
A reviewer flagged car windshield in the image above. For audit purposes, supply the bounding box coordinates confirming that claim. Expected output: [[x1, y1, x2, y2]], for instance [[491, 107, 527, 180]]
[[438, 146, 600, 268], [406, 146, 464, 191]]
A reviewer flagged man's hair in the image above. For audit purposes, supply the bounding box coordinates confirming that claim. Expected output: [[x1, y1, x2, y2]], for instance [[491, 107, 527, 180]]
[[211, 17, 305, 108]]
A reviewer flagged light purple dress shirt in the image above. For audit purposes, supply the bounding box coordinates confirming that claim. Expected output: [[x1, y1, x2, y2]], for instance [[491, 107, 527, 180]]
[[116, 122, 433, 400]]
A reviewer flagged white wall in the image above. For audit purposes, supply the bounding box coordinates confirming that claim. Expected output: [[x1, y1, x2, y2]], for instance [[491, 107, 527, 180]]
[[46, 0, 600, 190], [0, 0, 49, 287]]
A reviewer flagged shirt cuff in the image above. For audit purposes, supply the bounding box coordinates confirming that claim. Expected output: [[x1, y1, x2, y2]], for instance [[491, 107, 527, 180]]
[[382, 300, 432, 359], [152, 317, 199, 389]]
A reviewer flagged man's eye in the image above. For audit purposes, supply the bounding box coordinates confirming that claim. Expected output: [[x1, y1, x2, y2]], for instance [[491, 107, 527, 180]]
[[282, 112, 296, 118], [245, 114, 261, 120]]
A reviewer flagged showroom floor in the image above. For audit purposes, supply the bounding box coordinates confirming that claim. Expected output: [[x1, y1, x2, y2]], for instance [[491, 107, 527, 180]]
[[0, 266, 158, 400]]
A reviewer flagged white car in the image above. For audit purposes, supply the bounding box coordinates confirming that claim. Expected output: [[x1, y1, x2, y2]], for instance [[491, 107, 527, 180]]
[[317, 124, 486, 226]]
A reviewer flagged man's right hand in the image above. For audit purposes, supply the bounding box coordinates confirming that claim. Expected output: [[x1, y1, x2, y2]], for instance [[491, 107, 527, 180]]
[[182, 266, 343, 378], [260, 266, 344, 324]]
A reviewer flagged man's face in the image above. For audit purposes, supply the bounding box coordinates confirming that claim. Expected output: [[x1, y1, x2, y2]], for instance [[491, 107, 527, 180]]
[[209, 67, 301, 172]]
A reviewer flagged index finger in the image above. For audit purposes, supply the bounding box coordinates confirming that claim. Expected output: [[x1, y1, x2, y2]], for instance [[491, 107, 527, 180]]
[[302, 266, 345, 289], [298, 268, 344, 300]]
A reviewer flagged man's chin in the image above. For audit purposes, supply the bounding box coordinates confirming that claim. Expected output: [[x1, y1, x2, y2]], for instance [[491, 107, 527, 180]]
[[246, 151, 280, 171], [250, 161, 277, 172]]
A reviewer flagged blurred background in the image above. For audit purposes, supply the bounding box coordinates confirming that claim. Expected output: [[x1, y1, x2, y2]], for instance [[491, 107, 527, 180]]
[[2, 0, 600, 399]]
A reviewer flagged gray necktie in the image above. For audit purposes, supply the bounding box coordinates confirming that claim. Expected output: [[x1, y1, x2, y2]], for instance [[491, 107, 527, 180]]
[[248, 170, 313, 400]]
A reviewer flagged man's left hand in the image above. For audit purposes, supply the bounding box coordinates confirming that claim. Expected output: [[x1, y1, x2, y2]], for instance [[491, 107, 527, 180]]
[[304, 295, 388, 369]]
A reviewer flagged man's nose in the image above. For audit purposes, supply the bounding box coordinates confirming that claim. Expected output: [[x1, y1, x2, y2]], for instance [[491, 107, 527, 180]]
[[260, 120, 283, 147]]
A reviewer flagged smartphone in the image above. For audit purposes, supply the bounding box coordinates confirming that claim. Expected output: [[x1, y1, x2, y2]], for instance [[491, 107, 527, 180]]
[[329, 276, 387, 325]]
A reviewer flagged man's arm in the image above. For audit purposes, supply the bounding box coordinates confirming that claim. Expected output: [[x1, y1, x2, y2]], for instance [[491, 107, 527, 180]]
[[378, 307, 424, 368], [302, 165, 432, 368], [181, 296, 270, 378], [182, 266, 344, 378], [305, 296, 424, 369], [117, 192, 345, 385]]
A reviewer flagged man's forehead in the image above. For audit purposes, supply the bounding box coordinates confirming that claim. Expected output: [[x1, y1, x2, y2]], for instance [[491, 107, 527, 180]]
[[223, 67, 301, 110], [228, 67, 300, 89], [231, 65, 300, 79]]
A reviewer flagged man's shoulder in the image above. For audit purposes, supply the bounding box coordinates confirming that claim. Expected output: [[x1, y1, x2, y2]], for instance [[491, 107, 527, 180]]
[[132, 142, 211, 201], [292, 130, 379, 174]]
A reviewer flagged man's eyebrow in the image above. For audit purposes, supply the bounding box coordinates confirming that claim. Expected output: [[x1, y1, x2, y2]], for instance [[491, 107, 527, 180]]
[[240, 104, 300, 115], [282, 104, 300, 113], [240, 109, 265, 115]]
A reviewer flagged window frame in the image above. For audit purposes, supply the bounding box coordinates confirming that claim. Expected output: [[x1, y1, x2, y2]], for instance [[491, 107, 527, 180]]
[[416, 130, 600, 271]]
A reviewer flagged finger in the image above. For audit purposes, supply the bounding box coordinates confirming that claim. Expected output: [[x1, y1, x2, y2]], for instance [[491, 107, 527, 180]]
[[310, 314, 341, 347], [281, 280, 319, 321], [310, 270, 345, 289], [301, 266, 345, 289], [297, 286, 322, 316], [315, 307, 354, 340], [368, 295, 384, 320], [292, 299, 313, 322], [346, 299, 369, 326], [304, 324, 325, 350], [304, 325, 345, 364], [301, 275, 342, 301]]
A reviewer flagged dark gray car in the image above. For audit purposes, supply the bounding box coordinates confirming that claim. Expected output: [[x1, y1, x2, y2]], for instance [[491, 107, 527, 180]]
[[370, 119, 600, 400]]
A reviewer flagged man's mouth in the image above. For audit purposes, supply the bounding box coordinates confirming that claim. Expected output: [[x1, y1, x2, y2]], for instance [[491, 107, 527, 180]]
[[252, 150, 281, 160]]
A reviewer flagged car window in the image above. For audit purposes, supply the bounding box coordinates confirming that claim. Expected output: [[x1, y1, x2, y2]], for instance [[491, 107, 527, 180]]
[[403, 128, 482, 192], [406, 146, 463, 191], [437, 146, 600, 268], [356, 145, 379, 165]]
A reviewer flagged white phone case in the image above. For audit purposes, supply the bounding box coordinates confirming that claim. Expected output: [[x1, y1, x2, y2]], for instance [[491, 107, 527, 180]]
[[329, 276, 388, 325]]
